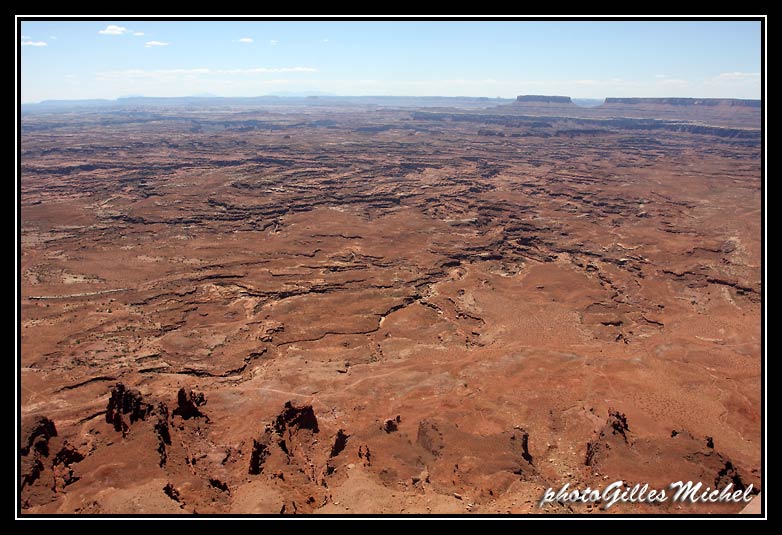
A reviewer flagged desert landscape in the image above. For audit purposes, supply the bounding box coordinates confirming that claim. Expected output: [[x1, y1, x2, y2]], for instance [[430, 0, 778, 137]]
[[20, 94, 762, 514]]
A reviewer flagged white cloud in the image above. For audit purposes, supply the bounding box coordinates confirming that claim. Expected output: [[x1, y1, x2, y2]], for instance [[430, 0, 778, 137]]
[[231, 66, 315, 74], [49, 36, 57, 40], [269, 39, 279, 45], [21, 40, 47, 47], [712, 72, 760, 82], [21, 35, 30, 39], [144, 41, 170, 48], [132, 32, 145, 36], [99, 25, 129, 35], [322, 38, 329, 42], [237, 37, 253, 43], [95, 66, 317, 80], [698, 72, 760, 97]]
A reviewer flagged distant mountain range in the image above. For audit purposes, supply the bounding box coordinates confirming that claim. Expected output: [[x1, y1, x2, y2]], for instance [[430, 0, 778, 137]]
[[21, 95, 515, 113]]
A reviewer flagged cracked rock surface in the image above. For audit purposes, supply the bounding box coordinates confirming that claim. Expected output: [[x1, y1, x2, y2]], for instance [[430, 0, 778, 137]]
[[20, 100, 760, 514]]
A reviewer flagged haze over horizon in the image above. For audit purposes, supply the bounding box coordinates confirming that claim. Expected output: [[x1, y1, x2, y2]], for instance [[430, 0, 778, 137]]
[[20, 20, 761, 103]]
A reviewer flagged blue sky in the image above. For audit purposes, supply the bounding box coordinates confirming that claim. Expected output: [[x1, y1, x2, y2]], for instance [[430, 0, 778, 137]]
[[19, 20, 762, 102]]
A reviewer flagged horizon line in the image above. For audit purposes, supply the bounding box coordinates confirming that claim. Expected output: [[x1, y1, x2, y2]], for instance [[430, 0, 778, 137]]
[[21, 93, 762, 106]]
